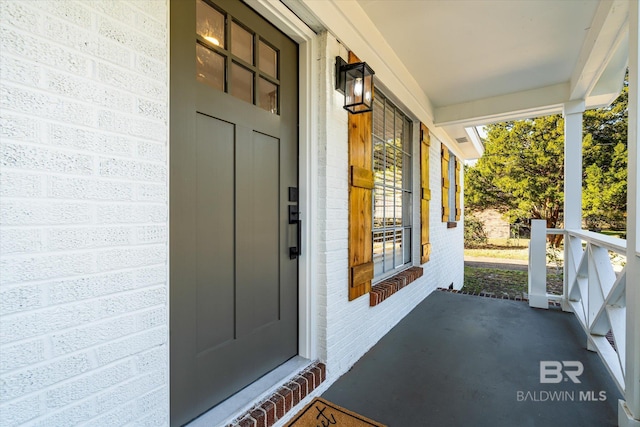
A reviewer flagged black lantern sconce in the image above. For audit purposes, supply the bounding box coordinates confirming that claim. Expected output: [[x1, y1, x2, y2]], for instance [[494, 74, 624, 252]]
[[335, 56, 375, 114]]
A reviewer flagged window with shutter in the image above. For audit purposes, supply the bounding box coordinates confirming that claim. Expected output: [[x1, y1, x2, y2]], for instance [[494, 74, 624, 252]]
[[420, 123, 431, 263], [441, 144, 460, 225], [441, 144, 450, 222], [455, 157, 461, 221]]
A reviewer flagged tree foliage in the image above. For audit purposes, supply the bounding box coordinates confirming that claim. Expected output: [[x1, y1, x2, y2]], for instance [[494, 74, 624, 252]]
[[465, 76, 627, 233], [582, 80, 628, 229], [465, 115, 565, 230]]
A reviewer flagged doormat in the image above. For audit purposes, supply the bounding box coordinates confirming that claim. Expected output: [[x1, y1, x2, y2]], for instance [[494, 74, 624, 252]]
[[285, 397, 386, 427]]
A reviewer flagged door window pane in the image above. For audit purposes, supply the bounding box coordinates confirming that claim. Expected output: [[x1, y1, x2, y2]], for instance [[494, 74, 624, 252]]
[[259, 40, 277, 78], [231, 21, 253, 64], [196, 0, 225, 48], [231, 63, 253, 104], [196, 43, 224, 90], [195, 3, 281, 112], [258, 78, 278, 114]]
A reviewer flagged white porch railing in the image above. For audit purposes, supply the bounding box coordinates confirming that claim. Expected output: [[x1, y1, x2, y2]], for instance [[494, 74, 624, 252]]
[[528, 219, 628, 394]]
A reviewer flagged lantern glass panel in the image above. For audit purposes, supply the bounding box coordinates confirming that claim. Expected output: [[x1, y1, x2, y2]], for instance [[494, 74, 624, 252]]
[[342, 62, 374, 113]]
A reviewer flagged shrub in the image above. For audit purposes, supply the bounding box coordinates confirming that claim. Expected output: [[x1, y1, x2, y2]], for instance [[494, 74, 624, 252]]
[[464, 214, 488, 248]]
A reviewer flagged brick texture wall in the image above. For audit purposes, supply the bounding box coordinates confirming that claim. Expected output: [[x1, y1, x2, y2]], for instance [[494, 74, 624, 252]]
[[315, 33, 464, 382], [0, 1, 169, 425]]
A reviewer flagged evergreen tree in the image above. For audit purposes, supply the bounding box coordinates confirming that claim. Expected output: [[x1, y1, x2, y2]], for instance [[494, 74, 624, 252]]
[[465, 75, 627, 234]]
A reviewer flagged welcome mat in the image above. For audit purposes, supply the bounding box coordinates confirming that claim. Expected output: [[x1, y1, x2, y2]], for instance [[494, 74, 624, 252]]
[[285, 397, 386, 427]]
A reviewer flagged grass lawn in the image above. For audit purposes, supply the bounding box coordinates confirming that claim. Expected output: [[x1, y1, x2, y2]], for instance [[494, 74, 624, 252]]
[[464, 248, 529, 260], [600, 230, 626, 239], [463, 266, 563, 299], [464, 238, 530, 260]]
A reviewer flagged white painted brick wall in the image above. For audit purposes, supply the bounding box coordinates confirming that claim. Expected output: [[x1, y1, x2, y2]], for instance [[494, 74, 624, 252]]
[[0, 0, 168, 425], [315, 33, 464, 381]]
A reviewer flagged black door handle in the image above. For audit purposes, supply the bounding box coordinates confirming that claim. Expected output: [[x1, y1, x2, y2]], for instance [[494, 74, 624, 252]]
[[289, 219, 301, 259], [289, 205, 301, 259]]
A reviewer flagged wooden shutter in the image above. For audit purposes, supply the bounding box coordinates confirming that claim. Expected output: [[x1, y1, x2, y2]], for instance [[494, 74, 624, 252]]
[[420, 123, 431, 263], [441, 144, 450, 222], [455, 157, 461, 221], [348, 52, 374, 301]]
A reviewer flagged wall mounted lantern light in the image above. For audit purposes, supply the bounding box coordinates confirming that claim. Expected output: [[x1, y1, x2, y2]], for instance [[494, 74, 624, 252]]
[[335, 56, 375, 114]]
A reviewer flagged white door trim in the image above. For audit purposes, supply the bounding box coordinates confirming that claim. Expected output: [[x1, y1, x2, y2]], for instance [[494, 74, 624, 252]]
[[247, 0, 319, 361]]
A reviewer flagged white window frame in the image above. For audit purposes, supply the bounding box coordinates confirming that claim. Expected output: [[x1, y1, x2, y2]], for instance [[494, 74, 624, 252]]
[[372, 89, 413, 281], [448, 149, 457, 222]]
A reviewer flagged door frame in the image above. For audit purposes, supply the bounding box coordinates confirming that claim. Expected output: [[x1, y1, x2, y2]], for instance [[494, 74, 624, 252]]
[[226, 0, 319, 360]]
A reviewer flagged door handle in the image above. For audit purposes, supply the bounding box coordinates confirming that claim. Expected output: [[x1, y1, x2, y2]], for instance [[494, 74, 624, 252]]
[[289, 219, 301, 260], [289, 206, 301, 259]]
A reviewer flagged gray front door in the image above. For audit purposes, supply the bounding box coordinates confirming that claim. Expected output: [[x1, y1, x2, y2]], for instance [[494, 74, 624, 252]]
[[170, 1, 299, 424]]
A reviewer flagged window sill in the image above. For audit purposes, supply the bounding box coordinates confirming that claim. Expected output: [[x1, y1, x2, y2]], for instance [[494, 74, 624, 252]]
[[369, 266, 423, 307], [447, 221, 457, 228]]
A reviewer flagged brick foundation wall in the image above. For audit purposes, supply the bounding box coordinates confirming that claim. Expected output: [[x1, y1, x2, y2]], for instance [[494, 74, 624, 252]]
[[370, 267, 424, 306], [228, 362, 326, 427]]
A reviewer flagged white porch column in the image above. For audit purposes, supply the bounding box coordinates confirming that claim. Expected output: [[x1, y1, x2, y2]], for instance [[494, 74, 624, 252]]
[[621, 0, 640, 424], [562, 101, 585, 313], [528, 219, 549, 309], [563, 100, 585, 230]]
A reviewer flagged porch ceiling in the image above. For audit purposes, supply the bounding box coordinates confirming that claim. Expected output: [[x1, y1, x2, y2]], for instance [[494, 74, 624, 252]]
[[285, 0, 630, 159]]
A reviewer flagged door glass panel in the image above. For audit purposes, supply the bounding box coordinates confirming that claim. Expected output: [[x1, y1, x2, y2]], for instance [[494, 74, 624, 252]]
[[196, 0, 225, 48], [231, 63, 253, 104], [258, 40, 277, 77], [231, 21, 253, 64], [258, 78, 278, 114], [196, 44, 224, 90]]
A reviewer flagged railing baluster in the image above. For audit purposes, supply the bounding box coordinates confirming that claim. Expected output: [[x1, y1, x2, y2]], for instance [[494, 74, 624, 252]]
[[528, 226, 627, 396]]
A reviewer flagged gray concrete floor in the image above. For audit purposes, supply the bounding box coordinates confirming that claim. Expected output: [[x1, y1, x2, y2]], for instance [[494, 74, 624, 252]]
[[322, 291, 621, 427]]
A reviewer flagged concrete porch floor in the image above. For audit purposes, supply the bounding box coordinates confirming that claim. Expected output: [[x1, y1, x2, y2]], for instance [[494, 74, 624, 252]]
[[322, 291, 622, 427]]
